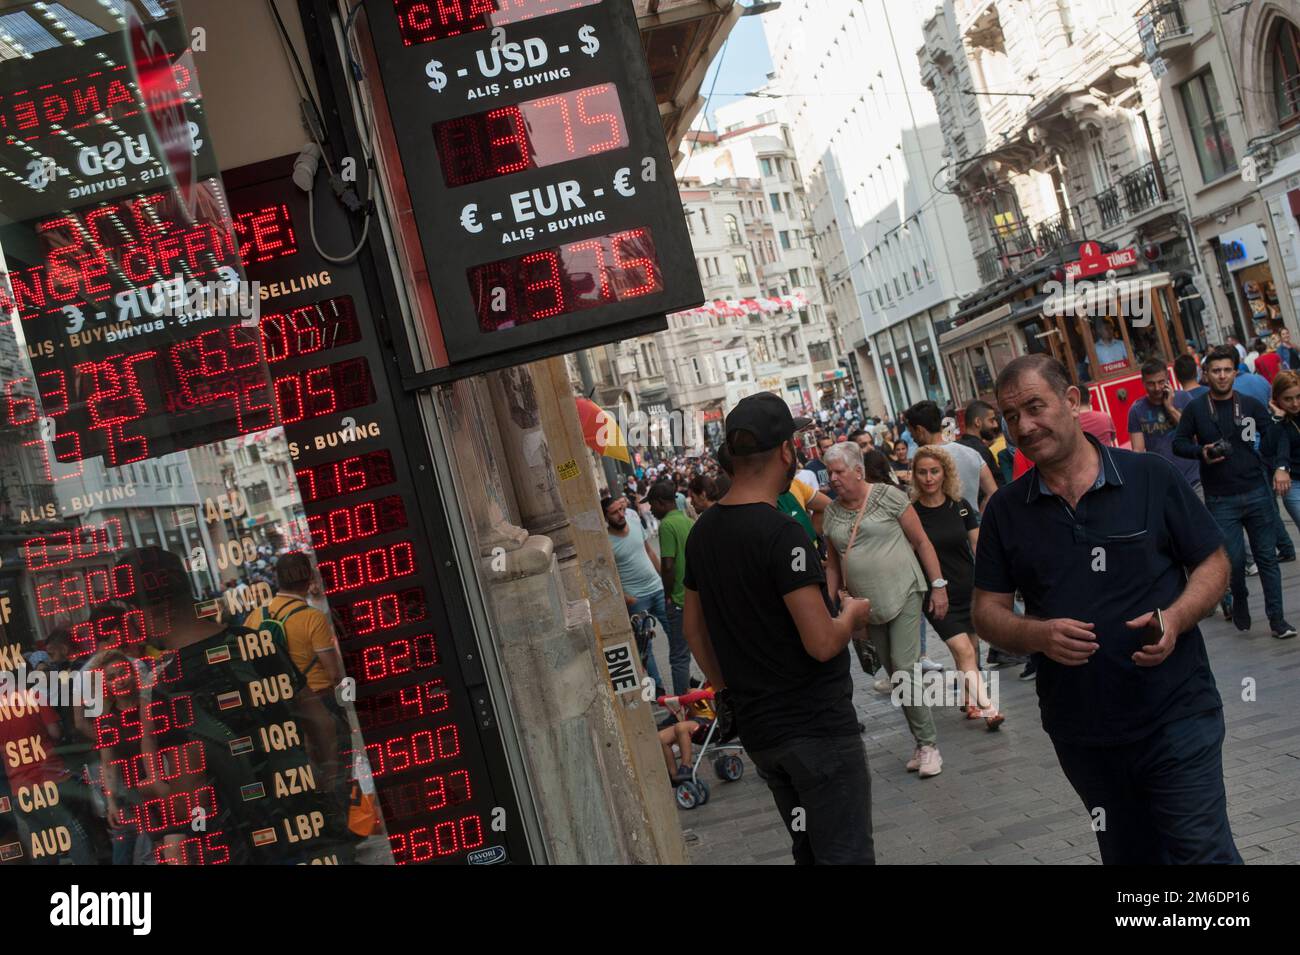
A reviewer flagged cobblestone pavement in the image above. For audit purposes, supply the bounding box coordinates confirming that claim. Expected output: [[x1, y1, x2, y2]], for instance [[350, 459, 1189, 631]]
[[677, 564, 1300, 865]]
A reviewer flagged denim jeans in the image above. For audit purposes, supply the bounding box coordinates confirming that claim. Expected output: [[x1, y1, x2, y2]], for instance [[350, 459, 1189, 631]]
[[629, 590, 671, 691], [1205, 485, 1285, 625], [663, 599, 692, 696], [1052, 709, 1241, 864], [1279, 484, 1300, 555], [748, 734, 875, 865]]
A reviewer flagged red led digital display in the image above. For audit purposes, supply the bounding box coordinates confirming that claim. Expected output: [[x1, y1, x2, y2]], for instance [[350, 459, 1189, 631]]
[[319, 541, 418, 595], [295, 450, 398, 504], [307, 495, 409, 551], [0, 61, 200, 143], [155, 831, 232, 866], [22, 518, 126, 570], [392, 0, 601, 45], [344, 633, 440, 686], [34, 564, 136, 617], [68, 607, 148, 661], [335, 587, 429, 639], [13, 326, 377, 466], [355, 678, 451, 732], [261, 296, 362, 363], [346, 724, 462, 781], [0, 197, 292, 322], [468, 227, 661, 331], [389, 815, 485, 865], [378, 770, 473, 822], [434, 83, 626, 187], [102, 740, 207, 792], [118, 784, 219, 835], [88, 651, 182, 702], [94, 696, 196, 749]]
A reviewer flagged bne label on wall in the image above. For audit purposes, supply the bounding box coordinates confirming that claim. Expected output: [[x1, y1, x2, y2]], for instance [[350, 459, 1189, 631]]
[[602, 641, 641, 695]]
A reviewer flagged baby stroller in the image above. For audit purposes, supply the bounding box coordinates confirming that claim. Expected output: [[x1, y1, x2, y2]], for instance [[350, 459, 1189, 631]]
[[655, 688, 745, 810]]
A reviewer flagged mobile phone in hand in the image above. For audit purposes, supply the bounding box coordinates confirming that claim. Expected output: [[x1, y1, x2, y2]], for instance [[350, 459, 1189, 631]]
[[1145, 608, 1165, 646]]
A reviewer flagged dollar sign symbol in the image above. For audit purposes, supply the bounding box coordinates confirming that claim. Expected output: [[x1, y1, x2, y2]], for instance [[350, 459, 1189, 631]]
[[425, 59, 447, 92], [579, 25, 599, 57], [26, 158, 53, 191]]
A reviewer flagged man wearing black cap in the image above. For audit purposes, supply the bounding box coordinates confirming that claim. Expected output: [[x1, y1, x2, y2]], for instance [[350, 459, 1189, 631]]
[[684, 393, 876, 864]]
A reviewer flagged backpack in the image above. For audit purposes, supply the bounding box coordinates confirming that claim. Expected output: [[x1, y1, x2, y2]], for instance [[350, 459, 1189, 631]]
[[249, 596, 318, 685]]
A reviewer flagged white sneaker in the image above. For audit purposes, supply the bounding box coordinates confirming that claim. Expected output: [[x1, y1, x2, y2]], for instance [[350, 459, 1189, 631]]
[[905, 745, 922, 772], [918, 745, 943, 778], [920, 657, 944, 674], [1246, 562, 1259, 577], [873, 676, 892, 694]]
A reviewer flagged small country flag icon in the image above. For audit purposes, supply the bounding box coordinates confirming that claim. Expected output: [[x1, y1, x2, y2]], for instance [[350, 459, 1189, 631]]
[[0, 796, 11, 813], [0, 842, 23, 861], [216, 690, 242, 710], [241, 782, 266, 802], [252, 827, 277, 847], [206, 646, 232, 665], [229, 736, 254, 757]]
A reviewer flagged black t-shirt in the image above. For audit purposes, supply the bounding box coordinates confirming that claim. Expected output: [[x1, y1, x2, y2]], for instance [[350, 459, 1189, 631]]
[[684, 502, 857, 751], [956, 433, 1002, 488], [913, 497, 978, 607]]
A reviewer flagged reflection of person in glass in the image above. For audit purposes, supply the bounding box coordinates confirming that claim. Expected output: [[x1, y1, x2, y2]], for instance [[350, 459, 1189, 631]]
[[116, 546, 349, 865], [1094, 319, 1128, 366]]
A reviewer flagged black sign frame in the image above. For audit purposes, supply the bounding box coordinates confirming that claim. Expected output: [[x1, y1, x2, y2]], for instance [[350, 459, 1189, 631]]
[[354, 0, 701, 379]]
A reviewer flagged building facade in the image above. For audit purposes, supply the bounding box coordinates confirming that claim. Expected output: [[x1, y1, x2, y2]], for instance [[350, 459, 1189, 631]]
[[1140, 0, 1300, 345], [917, 0, 1208, 405], [765, 0, 980, 419]]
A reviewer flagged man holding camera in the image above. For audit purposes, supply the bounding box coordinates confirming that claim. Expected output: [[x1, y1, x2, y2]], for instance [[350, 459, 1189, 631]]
[[1174, 346, 1297, 639]]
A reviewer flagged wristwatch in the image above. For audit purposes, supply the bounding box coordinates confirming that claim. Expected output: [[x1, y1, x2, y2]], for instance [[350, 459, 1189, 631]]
[[931, 578, 948, 589]]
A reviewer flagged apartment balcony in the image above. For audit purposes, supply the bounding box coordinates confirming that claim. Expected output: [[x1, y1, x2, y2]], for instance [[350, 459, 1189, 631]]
[[1136, 0, 1194, 58], [975, 207, 1082, 286], [1088, 161, 1169, 234]]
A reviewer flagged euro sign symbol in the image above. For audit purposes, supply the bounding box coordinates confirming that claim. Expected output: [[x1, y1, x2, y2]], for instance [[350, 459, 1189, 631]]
[[460, 203, 483, 233], [26, 158, 55, 191], [614, 167, 635, 197], [579, 24, 599, 56], [425, 59, 447, 92], [62, 305, 85, 335]]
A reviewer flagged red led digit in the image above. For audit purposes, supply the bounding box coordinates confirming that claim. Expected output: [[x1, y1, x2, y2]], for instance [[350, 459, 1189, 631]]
[[5, 378, 36, 425], [75, 351, 156, 466], [576, 84, 622, 153], [566, 239, 612, 304], [487, 105, 531, 177], [522, 250, 565, 320], [36, 369, 71, 417], [530, 94, 575, 155], [611, 228, 662, 296]]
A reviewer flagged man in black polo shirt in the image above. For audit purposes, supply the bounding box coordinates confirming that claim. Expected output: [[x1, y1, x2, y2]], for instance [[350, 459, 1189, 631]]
[[684, 393, 874, 864], [1173, 345, 1296, 639], [972, 355, 1239, 864]]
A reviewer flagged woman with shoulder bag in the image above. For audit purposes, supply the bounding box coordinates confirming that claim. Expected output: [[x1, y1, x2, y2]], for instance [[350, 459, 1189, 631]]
[[823, 442, 948, 778]]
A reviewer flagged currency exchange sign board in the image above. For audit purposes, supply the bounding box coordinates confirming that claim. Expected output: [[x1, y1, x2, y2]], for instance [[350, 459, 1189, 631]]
[[366, 0, 702, 373]]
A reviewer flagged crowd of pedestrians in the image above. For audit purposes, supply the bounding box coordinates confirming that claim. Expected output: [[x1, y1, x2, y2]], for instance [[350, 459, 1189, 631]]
[[600, 334, 1300, 865]]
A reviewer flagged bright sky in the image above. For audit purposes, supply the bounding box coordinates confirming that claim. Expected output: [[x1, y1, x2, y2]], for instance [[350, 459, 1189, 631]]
[[701, 14, 774, 127]]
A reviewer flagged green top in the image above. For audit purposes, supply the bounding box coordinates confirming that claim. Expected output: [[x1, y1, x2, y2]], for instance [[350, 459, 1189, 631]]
[[657, 509, 694, 607], [824, 483, 925, 625]]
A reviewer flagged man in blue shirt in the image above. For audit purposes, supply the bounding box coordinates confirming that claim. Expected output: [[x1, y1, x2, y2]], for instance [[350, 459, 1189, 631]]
[[973, 354, 1238, 864], [1128, 359, 1201, 491], [1173, 346, 1297, 638]]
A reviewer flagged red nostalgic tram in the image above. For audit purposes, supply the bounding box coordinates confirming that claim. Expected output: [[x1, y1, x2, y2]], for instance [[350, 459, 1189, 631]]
[[939, 271, 1192, 447]]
